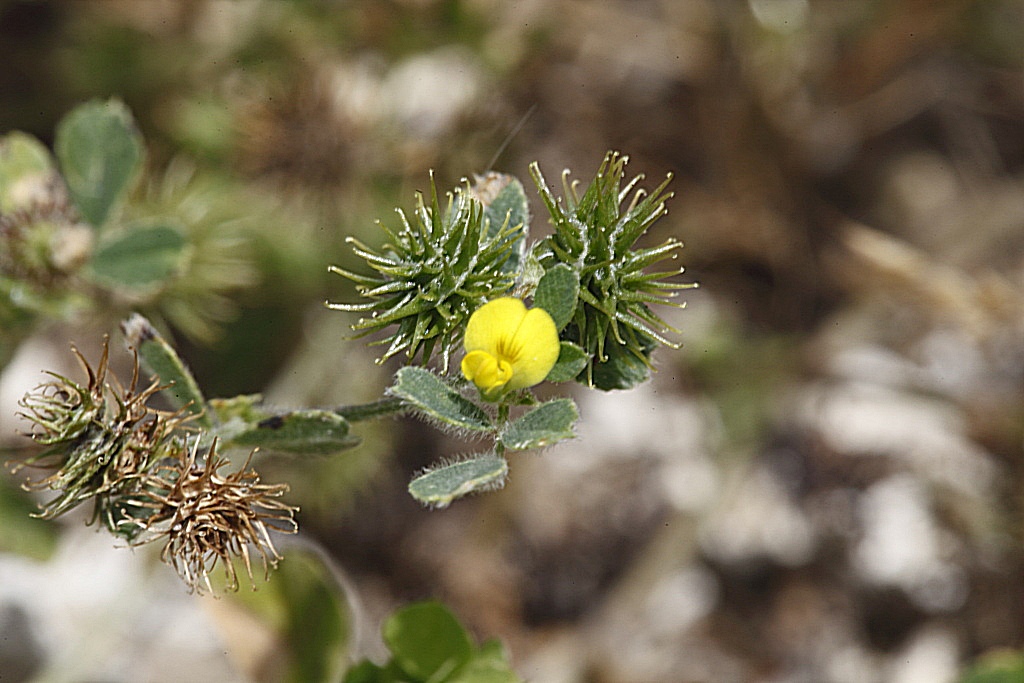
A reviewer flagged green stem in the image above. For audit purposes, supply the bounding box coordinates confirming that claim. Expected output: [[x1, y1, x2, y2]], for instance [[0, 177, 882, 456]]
[[494, 402, 511, 457], [334, 396, 407, 422]]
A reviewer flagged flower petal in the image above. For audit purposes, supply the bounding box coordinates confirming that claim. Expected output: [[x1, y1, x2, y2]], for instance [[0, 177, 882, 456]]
[[462, 350, 514, 392], [506, 307, 560, 390], [464, 297, 527, 355]]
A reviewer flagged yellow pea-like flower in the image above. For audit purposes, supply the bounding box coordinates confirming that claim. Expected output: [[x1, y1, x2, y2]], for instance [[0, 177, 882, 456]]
[[461, 297, 560, 397]]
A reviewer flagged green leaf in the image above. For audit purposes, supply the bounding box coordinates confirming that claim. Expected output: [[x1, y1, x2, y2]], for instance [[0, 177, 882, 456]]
[[336, 397, 407, 422], [384, 601, 474, 681], [121, 313, 210, 427], [278, 551, 353, 683], [0, 132, 55, 213], [345, 603, 521, 683], [54, 99, 143, 228], [533, 263, 579, 331], [498, 398, 577, 451], [545, 341, 589, 383], [589, 333, 656, 391], [518, 246, 546, 296], [482, 175, 529, 237], [448, 640, 521, 683], [88, 222, 187, 288], [227, 409, 360, 455], [408, 453, 508, 508], [479, 174, 529, 274], [476, 640, 516, 667], [387, 366, 492, 433]]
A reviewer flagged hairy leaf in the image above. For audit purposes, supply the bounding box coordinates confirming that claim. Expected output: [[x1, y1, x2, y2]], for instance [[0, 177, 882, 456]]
[[387, 367, 492, 432]]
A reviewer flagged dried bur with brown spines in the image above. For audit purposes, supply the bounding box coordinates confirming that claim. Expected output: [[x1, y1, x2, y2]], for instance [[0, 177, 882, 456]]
[[14, 339, 184, 527], [136, 438, 297, 594], [11, 339, 297, 593]]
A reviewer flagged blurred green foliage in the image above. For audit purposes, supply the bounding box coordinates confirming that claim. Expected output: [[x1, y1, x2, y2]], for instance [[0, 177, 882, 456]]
[[960, 650, 1024, 683], [345, 601, 519, 683]]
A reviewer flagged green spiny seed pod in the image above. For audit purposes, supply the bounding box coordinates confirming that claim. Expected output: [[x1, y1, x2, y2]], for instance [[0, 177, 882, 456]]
[[530, 151, 697, 390], [328, 173, 521, 370]]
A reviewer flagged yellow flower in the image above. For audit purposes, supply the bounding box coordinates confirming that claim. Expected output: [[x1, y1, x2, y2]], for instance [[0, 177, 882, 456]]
[[461, 297, 560, 396]]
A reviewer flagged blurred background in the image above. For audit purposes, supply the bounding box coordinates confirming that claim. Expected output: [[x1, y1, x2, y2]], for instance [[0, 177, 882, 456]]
[[2, 0, 1024, 681]]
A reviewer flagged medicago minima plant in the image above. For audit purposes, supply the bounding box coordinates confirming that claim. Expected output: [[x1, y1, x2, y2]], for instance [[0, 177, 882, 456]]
[[329, 151, 697, 506], [8, 140, 695, 595]]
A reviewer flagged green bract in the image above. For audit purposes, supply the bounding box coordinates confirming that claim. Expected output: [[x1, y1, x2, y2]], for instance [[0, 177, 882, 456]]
[[328, 174, 523, 369], [530, 151, 696, 390]]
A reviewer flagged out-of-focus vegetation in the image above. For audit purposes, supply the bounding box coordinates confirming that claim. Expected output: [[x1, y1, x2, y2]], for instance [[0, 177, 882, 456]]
[[3, 1, 1024, 681]]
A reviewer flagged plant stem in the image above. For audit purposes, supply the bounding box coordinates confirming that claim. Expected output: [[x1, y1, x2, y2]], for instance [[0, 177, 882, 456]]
[[494, 402, 511, 457]]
